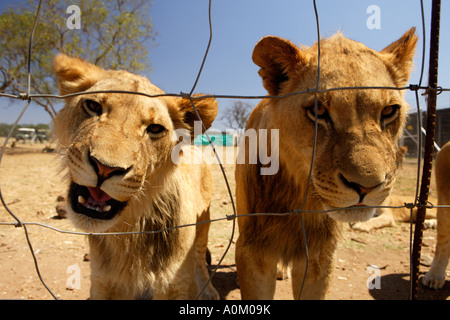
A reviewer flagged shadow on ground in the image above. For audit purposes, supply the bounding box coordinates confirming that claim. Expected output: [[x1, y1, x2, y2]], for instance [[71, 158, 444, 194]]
[[369, 273, 450, 300]]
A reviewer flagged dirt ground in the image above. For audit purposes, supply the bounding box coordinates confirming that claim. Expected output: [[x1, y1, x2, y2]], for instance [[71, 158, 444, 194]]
[[0, 141, 449, 300]]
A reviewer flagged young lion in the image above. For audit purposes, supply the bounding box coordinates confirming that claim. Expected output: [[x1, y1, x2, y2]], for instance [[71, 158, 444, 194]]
[[423, 141, 450, 289], [235, 29, 417, 299], [52, 54, 219, 300]]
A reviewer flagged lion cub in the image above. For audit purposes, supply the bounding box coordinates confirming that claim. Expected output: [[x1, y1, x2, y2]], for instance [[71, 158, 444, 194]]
[[423, 141, 450, 289], [235, 29, 417, 299], [52, 54, 219, 300]]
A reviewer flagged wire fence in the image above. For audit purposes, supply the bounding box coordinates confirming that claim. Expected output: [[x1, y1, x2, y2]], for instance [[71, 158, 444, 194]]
[[0, 0, 448, 300]]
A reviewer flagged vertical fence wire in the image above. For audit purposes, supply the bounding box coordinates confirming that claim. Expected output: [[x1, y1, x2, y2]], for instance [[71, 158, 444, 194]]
[[296, 0, 322, 301], [0, 0, 59, 300], [409, 0, 427, 300], [187, 0, 237, 300]]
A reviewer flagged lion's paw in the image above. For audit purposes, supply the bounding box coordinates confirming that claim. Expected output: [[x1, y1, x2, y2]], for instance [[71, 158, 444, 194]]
[[422, 271, 446, 289], [200, 286, 220, 300]]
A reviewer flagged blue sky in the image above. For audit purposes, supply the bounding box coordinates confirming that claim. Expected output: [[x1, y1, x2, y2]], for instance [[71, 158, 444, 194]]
[[1, 0, 449, 130]]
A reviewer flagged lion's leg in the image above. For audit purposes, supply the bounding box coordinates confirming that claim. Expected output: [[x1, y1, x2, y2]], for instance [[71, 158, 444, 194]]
[[290, 257, 333, 300], [90, 276, 128, 299], [236, 237, 278, 299], [351, 208, 396, 232], [195, 207, 220, 300], [89, 246, 130, 299], [89, 278, 109, 300], [276, 261, 290, 280], [423, 206, 450, 289]]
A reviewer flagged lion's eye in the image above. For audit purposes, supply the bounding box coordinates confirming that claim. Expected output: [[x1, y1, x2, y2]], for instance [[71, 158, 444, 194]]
[[82, 99, 102, 116], [381, 104, 400, 126], [146, 124, 166, 137], [306, 102, 329, 122]]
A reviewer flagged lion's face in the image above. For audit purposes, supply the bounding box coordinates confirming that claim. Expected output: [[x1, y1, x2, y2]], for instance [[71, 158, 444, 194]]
[[53, 54, 217, 232], [252, 29, 417, 222]]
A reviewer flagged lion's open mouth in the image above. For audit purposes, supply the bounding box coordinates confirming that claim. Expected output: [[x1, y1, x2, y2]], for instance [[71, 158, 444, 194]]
[[69, 182, 127, 220]]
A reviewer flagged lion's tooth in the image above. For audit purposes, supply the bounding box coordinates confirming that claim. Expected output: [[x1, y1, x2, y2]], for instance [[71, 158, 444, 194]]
[[78, 195, 86, 204], [103, 205, 112, 212]]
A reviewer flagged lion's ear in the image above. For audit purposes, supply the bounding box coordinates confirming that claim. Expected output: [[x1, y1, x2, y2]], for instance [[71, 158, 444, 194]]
[[53, 53, 105, 96], [380, 27, 418, 87], [175, 94, 218, 137], [252, 36, 307, 96]]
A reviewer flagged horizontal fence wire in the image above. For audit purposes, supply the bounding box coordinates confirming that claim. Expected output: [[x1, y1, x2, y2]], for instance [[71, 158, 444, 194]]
[[0, 0, 448, 300], [1, 84, 449, 102]]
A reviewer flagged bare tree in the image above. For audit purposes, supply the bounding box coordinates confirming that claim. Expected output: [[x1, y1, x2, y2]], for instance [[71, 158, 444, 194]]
[[220, 101, 253, 130]]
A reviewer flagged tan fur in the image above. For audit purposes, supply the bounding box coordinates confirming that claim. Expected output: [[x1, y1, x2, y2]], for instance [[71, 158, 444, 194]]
[[351, 195, 436, 232], [351, 145, 436, 232], [52, 54, 219, 300], [423, 141, 450, 289], [235, 29, 417, 299], [397, 145, 408, 168]]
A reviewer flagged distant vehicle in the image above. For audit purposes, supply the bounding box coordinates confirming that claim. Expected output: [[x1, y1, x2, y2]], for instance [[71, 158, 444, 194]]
[[15, 128, 36, 143], [36, 129, 50, 142]]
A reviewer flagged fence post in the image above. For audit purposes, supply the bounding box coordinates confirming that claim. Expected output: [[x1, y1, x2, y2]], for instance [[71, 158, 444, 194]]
[[411, 0, 441, 300]]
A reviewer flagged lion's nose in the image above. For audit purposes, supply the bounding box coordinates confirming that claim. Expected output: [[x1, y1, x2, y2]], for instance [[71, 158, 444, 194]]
[[89, 155, 131, 187], [339, 174, 382, 203]]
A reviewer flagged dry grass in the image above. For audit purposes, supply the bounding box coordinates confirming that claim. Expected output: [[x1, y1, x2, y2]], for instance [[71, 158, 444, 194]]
[[0, 143, 448, 300]]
